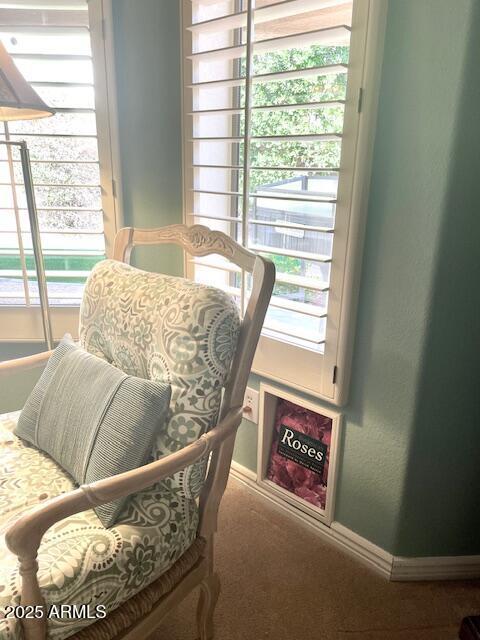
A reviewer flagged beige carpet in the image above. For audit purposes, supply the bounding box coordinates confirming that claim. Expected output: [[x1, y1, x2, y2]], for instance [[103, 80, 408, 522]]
[[150, 478, 480, 640]]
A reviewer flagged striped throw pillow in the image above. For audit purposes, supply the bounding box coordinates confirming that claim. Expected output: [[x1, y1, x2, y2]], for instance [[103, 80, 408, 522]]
[[15, 335, 171, 527]]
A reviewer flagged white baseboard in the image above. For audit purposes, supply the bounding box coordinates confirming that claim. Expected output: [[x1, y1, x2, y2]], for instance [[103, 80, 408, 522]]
[[231, 460, 257, 483], [229, 461, 480, 582], [391, 555, 480, 581], [329, 521, 392, 577]]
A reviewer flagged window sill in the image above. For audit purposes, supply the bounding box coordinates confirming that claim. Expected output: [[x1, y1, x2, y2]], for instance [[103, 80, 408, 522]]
[[252, 332, 336, 404]]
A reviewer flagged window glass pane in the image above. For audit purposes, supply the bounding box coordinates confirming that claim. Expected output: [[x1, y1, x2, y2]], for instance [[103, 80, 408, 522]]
[[8, 112, 97, 137], [29, 210, 103, 233], [8, 135, 98, 162], [250, 105, 345, 138], [251, 74, 348, 106], [35, 85, 95, 109], [14, 185, 101, 210], [12, 161, 100, 186]]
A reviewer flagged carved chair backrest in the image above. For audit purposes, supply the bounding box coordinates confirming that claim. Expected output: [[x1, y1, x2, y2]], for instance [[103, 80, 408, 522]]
[[113, 224, 275, 538]]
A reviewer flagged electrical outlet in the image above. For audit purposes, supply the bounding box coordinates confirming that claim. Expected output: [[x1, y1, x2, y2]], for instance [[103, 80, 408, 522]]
[[242, 387, 259, 424]]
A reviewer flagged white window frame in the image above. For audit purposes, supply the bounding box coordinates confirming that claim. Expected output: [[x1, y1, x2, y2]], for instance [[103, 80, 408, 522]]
[[181, 0, 387, 405], [0, 0, 122, 343]]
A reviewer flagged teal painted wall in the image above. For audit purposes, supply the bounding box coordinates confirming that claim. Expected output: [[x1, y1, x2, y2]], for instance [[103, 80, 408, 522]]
[[0, 343, 44, 413], [394, 0, 480, 556], [331, 0, 468, 554], [2, 0, 479, 558], [112, 0, 184, 276]]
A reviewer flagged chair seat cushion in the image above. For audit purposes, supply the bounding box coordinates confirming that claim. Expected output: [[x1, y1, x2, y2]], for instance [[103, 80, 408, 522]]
[[0, 412, 198, 640]]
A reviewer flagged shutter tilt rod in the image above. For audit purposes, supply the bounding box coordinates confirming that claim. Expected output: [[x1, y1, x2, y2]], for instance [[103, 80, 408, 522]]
[[0, 140, 54, 350]]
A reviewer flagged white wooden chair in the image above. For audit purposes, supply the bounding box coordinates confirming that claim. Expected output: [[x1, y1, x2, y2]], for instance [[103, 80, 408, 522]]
[[0, 224, 274, 640]]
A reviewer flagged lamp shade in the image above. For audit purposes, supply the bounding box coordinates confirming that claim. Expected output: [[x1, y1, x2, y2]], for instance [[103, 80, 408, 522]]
[[0, 40, 54, 121]]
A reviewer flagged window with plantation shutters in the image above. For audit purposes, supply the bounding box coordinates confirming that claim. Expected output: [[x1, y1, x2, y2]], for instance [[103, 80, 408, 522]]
[[0, 0, 119, 339], [183, 0, 385, 403]]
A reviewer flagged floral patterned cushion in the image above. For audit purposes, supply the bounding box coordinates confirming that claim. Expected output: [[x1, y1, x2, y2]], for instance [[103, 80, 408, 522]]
[[0, 412, 198, 640], [79, 259, 241, 498]]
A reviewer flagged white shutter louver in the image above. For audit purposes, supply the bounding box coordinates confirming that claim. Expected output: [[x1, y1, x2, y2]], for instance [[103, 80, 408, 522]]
[[0, 0, 105, 306], [184, 0, 352, 348]]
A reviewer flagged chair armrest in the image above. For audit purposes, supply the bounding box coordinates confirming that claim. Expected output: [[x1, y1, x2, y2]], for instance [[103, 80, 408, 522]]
[[5, 406, 242, 563], [0, 350, 53, 377]]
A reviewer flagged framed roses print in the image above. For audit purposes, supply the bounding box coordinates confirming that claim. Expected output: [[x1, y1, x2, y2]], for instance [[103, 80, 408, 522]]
[[257, 384, 341, 525]]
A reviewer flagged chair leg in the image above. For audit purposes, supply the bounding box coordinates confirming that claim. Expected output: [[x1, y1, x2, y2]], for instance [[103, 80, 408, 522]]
[[196, 572, 220, 640]]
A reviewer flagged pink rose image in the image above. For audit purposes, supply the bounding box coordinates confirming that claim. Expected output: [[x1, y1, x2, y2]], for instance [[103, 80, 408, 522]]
[[267, 399, 332, 511], [295, 484, 327, 508]]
